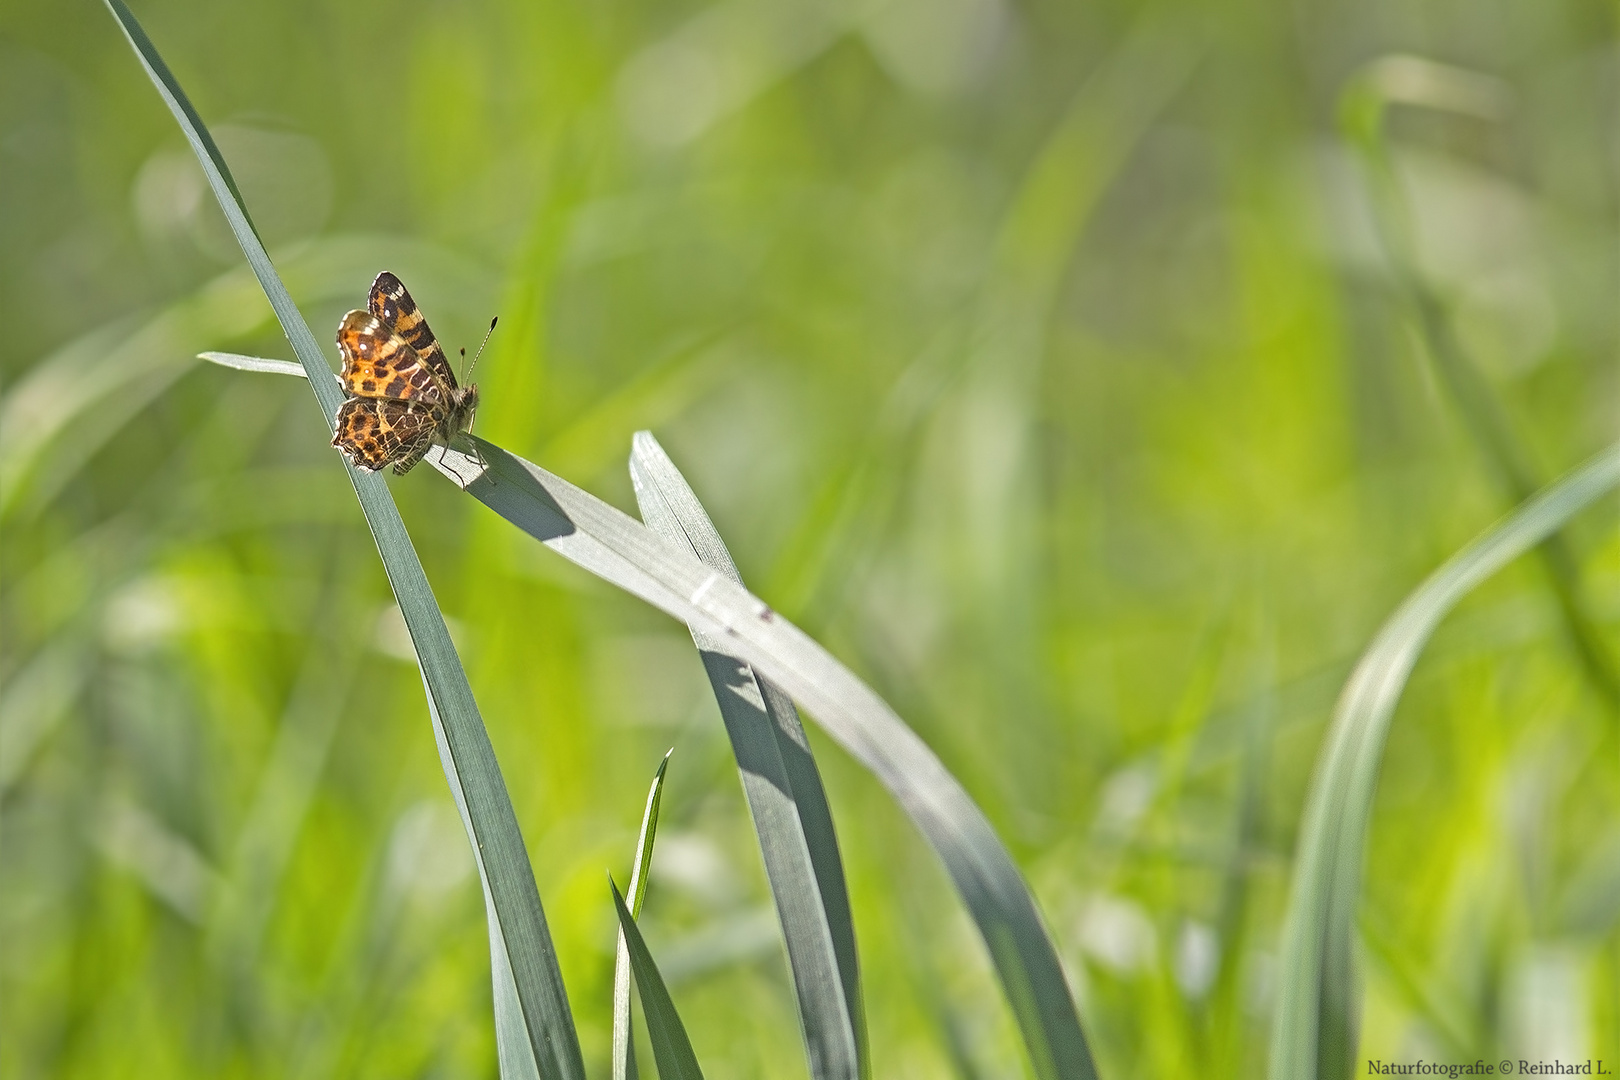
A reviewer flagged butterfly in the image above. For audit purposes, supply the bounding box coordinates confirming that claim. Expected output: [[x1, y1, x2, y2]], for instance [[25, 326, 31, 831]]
[[331, 271, 486, 476]]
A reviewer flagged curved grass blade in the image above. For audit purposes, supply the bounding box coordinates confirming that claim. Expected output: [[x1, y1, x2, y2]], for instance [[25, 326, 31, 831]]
[[613, 751, 671, 1080], [1338, 57, 1620, 707], [431, 437, 1096, 1080], [1268, 444, 1620, 1080], [103, 4, 584, 1076], [630, 432, 864, 1080], [610, 878, 706, 1080]]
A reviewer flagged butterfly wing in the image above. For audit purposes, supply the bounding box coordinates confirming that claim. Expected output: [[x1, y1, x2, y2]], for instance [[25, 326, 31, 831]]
[[332, 274, 468, 475], [335, 309, 446, 404], [369, 271, 459, 391], [332, 396, 438, 471]]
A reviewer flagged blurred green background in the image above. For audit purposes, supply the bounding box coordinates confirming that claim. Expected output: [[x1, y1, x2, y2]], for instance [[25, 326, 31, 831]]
[[2, 0, 1616, 1076]]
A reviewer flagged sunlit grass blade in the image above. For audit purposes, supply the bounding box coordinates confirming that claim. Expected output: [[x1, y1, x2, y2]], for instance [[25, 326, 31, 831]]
[[630, 431, 864, 1080], [198, 352, 309, 378], [1269, 443, 1620, 1080], [613, 750, 671, 1080], [103, 3, 584, 1077], [433, 436, 1097, 1080], [610, 878, 706, 1080]]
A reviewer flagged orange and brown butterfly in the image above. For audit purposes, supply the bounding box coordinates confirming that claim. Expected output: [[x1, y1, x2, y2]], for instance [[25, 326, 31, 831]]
[[331, 271, 482, 476]]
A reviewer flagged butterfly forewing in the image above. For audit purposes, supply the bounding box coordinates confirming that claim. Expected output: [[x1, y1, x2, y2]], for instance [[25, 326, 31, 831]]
[[369, 271, 458, 390], [336, 310, 445, 405]]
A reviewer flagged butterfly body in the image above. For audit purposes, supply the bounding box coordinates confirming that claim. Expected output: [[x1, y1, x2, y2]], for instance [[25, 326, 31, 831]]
[[332, 272, 479, 475]]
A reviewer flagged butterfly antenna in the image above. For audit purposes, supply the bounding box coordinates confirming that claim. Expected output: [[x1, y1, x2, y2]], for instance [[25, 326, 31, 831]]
[[462, 316, 498, 382]]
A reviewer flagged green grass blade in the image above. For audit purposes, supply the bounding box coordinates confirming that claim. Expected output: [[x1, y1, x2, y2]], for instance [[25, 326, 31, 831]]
[[610, 878, 707, 1080], [613, 751, 670, 1080], [436, 437, 1096, 1080], [103, 4, 584, 1077], [198, 352, 309, 378], [1269, 443, 1620, 1080], [628, 752, 670, 917], [630, 432, 865, 1080], [1338, 58, 1620, 707]]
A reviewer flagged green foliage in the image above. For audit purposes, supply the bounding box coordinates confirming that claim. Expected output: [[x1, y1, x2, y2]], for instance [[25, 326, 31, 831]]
[[3, 0, 1616, 1077], [612, 878, 707, 1080], [614, 750, 669, 1080], [98, 6, 1098, 1076]]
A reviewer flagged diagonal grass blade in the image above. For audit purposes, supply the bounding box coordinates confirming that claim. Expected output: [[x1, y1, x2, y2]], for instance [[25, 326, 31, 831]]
[[610, 878, 707, 1080], [103, 4, 584, 1076], [630, 432, 865, 1080], [613, 751, 671, 1080], [430, 436, 1098, 1080]]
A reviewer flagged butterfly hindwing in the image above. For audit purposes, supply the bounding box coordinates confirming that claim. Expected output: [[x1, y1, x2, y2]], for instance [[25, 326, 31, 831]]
[[336, 309, 444, 405], [332, 396, 438, 472], [369, 272, 457, 391]]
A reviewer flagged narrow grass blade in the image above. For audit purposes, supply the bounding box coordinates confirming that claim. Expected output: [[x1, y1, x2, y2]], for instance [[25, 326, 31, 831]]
[[199, 352, 309, 378], [1339, 57, 1620, 707], [1269, 444, 1620, 1080], [103, 4, 584, 1077], [434, 437, 1097, 1080], [613, 751, 671, 1080], [610, 878, 707, 1080], [630, 432, 864, 1080]]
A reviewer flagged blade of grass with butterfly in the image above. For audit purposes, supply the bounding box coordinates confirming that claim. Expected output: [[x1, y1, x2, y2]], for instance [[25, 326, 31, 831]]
[[177, 351, 1107, 1078], [109, 1, 1101, 1073], [103, 4, 584, 1077]]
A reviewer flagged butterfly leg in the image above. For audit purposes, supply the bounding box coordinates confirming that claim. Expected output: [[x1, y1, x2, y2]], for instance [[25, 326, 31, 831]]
[[417, 440, 474, 490], [437, 431, 487, 490], [454, 440, 485, 490]]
